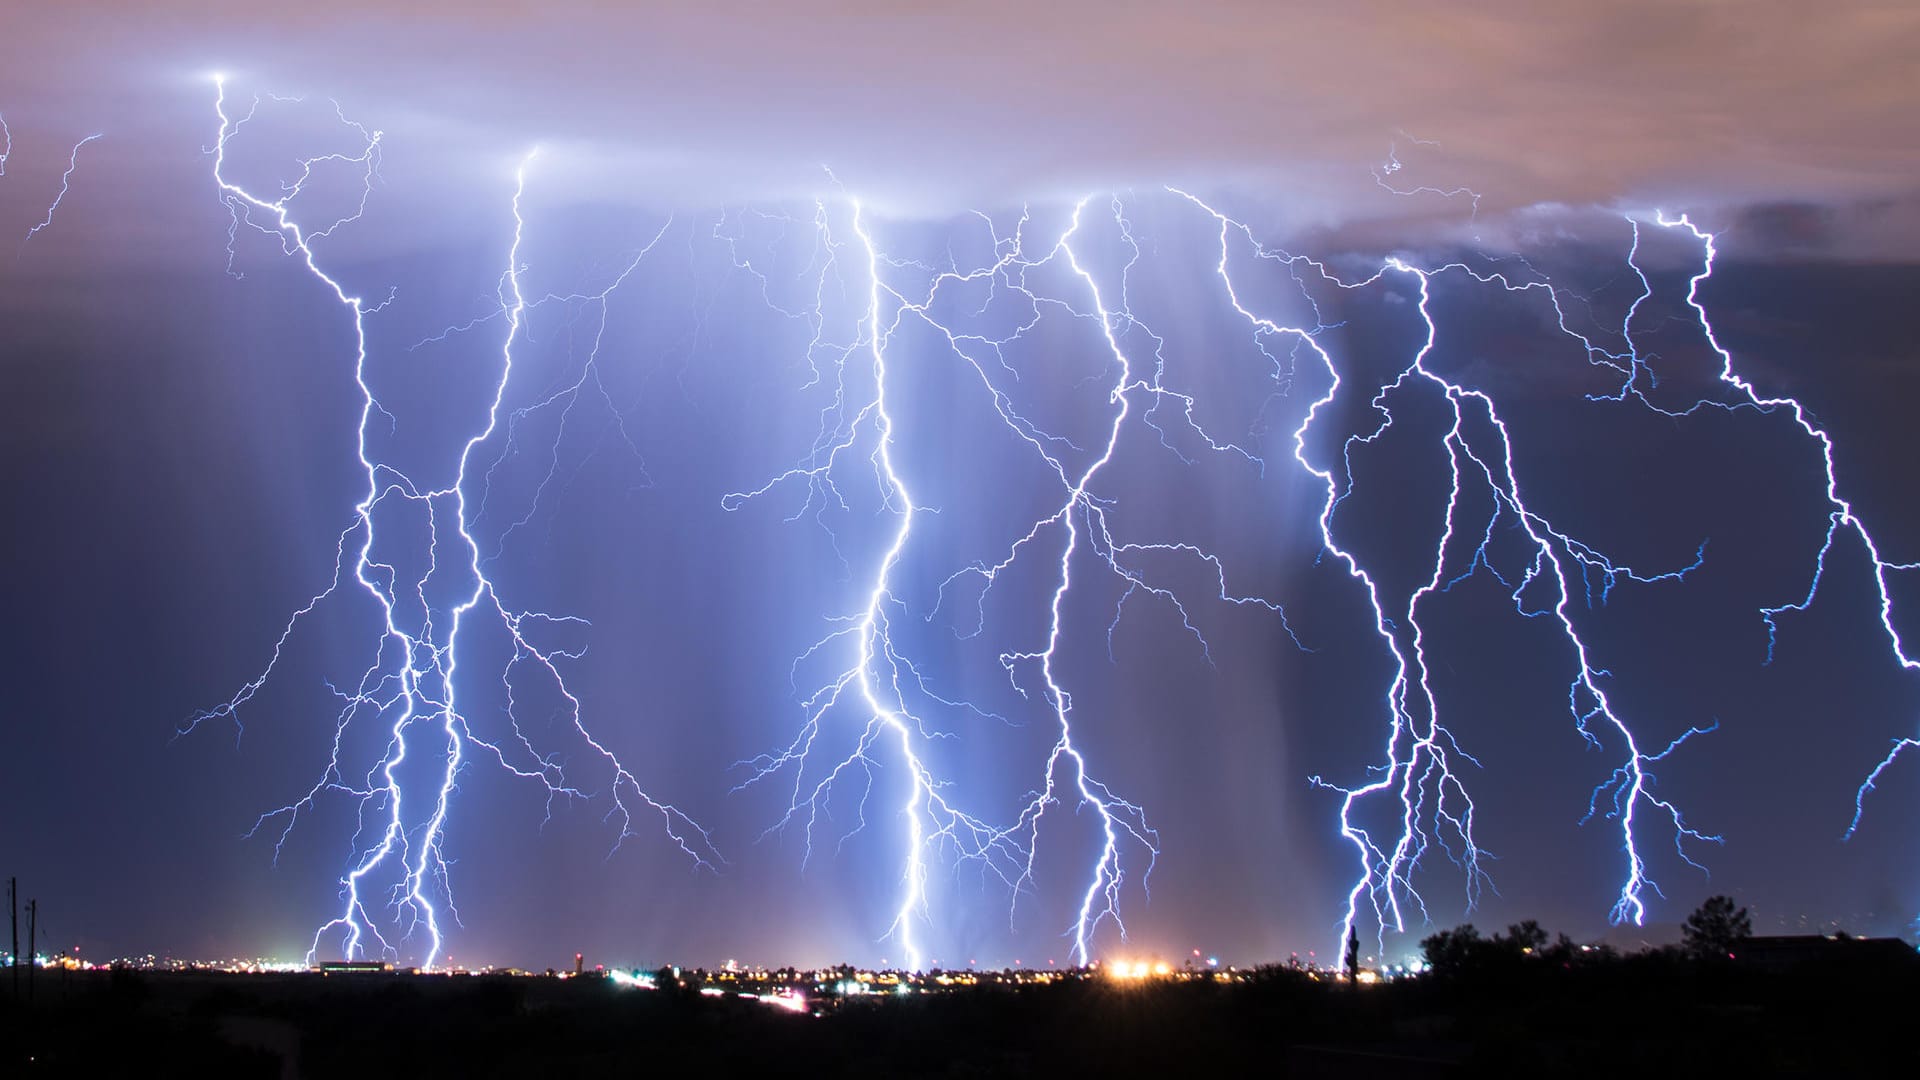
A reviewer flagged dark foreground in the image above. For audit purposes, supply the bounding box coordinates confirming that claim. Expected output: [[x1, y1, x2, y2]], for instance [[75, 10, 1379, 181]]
[[4, 952, 1918, 1077]]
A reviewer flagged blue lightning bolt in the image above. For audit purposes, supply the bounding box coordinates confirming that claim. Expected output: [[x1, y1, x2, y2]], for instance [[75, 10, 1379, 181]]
[[731, 193, 1299, 966], [20, 132, 101, 246], [985, 197, 1302, 963], [0, 112, 11, 177], [988, 199, 1169, 966], [726, 199, 1021, 971], [185, 79, 715, 968], [1647, 215, 1920, 842], [1173, 190, 1719, 955], [157, 68, 1920, 966]]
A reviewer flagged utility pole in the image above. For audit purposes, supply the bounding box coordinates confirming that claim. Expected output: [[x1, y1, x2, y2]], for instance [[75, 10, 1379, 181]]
[[8, 877, 16, 998], [26, 899, 36, 1002]]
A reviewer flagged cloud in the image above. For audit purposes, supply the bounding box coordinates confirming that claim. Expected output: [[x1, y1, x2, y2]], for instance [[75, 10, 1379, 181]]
[[4, 1, 1918, 253]]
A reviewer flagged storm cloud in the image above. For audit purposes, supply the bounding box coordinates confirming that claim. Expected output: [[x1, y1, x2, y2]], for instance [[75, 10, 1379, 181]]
[[4, 1, 1918, 250]]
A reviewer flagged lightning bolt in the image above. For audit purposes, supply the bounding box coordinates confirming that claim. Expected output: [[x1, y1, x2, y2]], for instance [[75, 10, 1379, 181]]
[[730, 192, 1300, 966], [157, 70, 1920, 965], [20, 132, 101, 246], [0, 112, 12, 176], [986, 197, 1303, 963], [184, 79, 714, 968], [1647, 215, 1920, 842], [1173, 189, 1720, 955], [725, 199, 1021, 971]]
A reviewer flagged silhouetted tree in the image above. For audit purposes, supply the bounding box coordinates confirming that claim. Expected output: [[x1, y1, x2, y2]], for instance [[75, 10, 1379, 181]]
[[1542, 932, 1580, 966], [1682, 895, 1752, 958], [1420, 924, 1485, 976], [1502, 920, 1549, 955]]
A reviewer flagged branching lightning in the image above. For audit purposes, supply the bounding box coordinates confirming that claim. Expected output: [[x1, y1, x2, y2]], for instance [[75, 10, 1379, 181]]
[[1170, 189, 1730, 952], [1647, 215, 1920, 841], [124, 70, 1918, 967], [183, 80, 715, 968], [728, 194, 1301, 966]]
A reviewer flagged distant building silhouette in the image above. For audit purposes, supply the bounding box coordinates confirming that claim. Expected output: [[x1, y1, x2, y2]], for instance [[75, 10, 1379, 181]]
[[317, 960, 393, 974]]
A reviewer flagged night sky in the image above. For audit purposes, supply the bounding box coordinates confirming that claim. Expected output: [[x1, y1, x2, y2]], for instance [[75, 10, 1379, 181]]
[[3, 4, 1919, 972]]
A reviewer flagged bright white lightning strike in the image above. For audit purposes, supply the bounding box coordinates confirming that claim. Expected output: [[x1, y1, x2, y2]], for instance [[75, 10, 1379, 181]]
[[137, 72, 1920, 966], [186, 81, 714, 969], [731, 194, 1298, 966], [1648, 214, 1920, 841], [1171, 189, 1728, 952]]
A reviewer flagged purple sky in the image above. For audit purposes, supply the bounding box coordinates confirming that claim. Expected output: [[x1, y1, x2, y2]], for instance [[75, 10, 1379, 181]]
[[4, 3, 1919, 971]]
